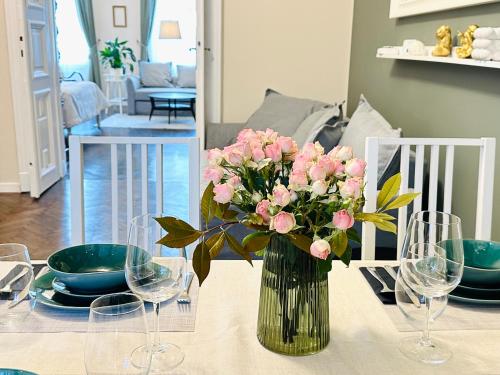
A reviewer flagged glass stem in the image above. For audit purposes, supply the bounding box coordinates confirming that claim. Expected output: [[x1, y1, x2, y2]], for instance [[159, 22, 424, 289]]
[[153, 302, 161, 350], [421, 297, 433, 346]]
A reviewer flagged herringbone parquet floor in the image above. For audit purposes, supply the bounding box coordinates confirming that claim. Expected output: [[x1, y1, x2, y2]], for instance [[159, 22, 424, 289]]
[[0, 123, 195, 260]]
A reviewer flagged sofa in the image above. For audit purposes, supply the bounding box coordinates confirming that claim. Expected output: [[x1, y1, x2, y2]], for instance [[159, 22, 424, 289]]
[[202, 90, 441, 260], [125, 75, 196, 115]]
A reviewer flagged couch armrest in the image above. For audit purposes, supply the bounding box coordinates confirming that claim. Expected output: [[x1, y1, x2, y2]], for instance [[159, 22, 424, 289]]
[[205, 122, 247, 149], [126, 75, 141, 115]]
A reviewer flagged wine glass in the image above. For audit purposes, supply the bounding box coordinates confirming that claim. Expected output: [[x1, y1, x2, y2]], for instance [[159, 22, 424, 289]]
[[85, 293, 151, 375], [399, 211, 464, 364], [0, 243, 34, 325], [126, 213, 186, 373]]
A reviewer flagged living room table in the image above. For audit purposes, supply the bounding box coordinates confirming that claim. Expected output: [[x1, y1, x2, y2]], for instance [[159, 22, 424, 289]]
[[1, 260, 499, 375], [148, 93, 196, 123]]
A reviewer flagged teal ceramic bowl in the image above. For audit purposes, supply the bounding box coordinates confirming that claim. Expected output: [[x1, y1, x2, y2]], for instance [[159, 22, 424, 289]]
[[47, 244, 127, 292], [0, 370, 38, 375], [461, 240, 500, 287]]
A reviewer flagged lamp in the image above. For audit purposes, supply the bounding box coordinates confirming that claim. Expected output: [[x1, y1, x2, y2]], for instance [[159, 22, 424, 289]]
[[159, 20, 181, 39]]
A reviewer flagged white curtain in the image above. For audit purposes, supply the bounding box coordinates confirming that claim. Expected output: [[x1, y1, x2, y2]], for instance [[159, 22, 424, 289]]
[[149, 0, 196, 70], [55, 0, 90, 80]]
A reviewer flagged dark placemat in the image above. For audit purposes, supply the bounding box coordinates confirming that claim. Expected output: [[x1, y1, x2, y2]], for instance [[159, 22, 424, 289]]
[[33, 263, 46, 277], [359, 266, 399, 305]]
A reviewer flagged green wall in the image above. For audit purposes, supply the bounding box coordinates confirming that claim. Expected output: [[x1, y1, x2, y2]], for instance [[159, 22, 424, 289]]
[[348, 0, 500, 240]]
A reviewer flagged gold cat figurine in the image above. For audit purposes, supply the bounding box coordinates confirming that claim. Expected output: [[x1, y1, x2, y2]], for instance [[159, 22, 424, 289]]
[[432, 25, 452, 57], [456, 24, 479, 59]]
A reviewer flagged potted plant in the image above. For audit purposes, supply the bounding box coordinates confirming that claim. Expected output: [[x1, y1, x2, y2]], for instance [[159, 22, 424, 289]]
[[157, 128, 418, 355], [99, 38, 136, 77]]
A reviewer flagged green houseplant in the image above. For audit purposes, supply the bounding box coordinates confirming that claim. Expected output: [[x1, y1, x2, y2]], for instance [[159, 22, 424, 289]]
[[99, 38, 136, 76], [156, 128, 418, 355]]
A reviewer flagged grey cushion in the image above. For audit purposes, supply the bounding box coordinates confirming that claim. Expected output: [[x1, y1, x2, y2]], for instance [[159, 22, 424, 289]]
[[292, 106, 341, 149], [177, 65, 196, 88], [310, 120, 348, 154], [139, 61, 174, 87], [135, 87, 196, 101], [245, 89, 331, 137], [205, 123, 247, 149]]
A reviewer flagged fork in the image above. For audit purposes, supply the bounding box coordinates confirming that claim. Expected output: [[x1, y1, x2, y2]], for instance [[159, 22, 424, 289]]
[[367, 267, 393, 293], [177, 271, 194, 304]]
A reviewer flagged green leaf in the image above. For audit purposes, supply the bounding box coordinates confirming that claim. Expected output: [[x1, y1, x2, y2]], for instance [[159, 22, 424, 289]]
[[242, 232, 271, 253], [205, 231, 225, 259], [193, 241, 211, 286], [377, 173, 401, 209], [346, 228, 361, 244], [201, 182, 216, 224], [355, 212, 392, 223], [384, 193, 420, 211], [155, 216, 202, 248], [215, 203, 230, 220], [318, 258, 333, 274], [287, 233, 313, 254], [373, 220, 397, 234], [155, 216, 196, 233], [222, 209, 239, 221], [331, 231, 348, 258], [339, 245, 352, 267], [255, 249, 265, 257], [225, 233, 252, 264]]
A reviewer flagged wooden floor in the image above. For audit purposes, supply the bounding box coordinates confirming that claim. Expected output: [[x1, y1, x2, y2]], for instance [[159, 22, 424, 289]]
[[0, 122, 195, 260]]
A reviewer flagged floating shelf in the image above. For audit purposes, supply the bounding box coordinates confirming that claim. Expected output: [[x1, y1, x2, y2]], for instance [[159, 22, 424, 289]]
[[376, 46, 500, 70]]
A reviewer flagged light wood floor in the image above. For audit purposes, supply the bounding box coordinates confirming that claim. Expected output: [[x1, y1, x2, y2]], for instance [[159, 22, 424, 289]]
[[0, 122, 195, 260]]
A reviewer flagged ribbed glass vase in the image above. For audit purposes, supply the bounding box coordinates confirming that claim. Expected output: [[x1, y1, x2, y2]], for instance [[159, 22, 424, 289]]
[[257, 235, 330, 356]]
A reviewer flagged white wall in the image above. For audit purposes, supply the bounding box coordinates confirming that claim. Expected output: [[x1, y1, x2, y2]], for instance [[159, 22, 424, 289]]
[[92, 0, 141, 75], [222, 0, 354, 123]]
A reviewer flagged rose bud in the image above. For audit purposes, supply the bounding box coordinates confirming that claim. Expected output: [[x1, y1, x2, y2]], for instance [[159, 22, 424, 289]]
[[310, 239, 331, 260], [213, 183, 235, 204], [270, 211, 296, 234], [332, 209, 355, 230]]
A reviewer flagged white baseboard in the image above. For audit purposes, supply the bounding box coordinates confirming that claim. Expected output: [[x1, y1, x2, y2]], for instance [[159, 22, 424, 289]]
[[0, 182, 21, 193]]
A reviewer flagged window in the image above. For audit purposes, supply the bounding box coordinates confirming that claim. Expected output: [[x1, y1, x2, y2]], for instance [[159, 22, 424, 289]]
[[55, 0, 90, 80], [149, 0, 196, 68]]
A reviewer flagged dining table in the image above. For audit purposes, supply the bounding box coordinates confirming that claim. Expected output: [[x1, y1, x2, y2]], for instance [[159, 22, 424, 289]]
[[0, 260, 499, 375]]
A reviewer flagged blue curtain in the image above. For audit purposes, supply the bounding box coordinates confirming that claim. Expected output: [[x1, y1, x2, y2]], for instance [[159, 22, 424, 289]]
[[75, 0, 101, 87], [141, 0, 157, 61]]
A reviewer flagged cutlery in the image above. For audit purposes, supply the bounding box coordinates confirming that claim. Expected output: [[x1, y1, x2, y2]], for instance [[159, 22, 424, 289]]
[[177, 271, 194, 304], [0, 266, 30, 293], [384, 265, 421, 308], [0, 264, 26, 290], [367, 267, 392, 293], [8, 282, 31, 309]]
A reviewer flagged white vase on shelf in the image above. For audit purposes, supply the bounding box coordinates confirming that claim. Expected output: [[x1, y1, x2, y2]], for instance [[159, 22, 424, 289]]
[[112, 68, 123, 78]]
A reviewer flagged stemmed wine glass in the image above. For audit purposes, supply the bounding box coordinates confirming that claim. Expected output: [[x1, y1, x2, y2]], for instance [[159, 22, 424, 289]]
[[399, 211, 464, 364], [126, 213, 186, 373]]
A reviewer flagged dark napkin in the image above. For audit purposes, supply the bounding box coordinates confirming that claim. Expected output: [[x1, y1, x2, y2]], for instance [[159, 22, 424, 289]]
[[359, 266, 398, 305]]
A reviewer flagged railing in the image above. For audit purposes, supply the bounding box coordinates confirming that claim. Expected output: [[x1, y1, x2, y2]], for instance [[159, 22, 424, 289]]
[[69, 136, 200, 245]]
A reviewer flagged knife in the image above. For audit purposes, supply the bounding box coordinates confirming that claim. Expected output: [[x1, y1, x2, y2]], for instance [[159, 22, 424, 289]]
[[384, 265, 421, 308]]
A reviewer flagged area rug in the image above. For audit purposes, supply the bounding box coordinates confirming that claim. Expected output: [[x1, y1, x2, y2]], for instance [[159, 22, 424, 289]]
[[100, 113, 196, 130]]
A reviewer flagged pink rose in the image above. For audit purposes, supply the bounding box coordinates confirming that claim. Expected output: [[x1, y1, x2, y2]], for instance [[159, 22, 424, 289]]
[[213, 183, 234, 204], [311, 180, 328, 196], [271, 212, 296, 234], [272, 184, 291, 207], [318, 155, 335, 176], [333, 209, 355, 230], [207, 148, 224, 166], [302, 142, 323, 161], [227, 175, 242, 187], [345, 158, 366, 178], [237, 128, 257, 143], [223, 144, 245, 166], [292, 154, 311, 173], [332, 158, 345, 177], [328, 146, 353, 161], [308, 164, 327, 182], [310, 239, 331, 260], [256, 199, 271, 223], [252, 147, 266, 162], [339, 177, 363, 199], [288, 170, 309, 190], [265, 142, 282, 162], [257, 128, 279, 143], [203, 166, 224, 184], [277, 137, 297, 154]]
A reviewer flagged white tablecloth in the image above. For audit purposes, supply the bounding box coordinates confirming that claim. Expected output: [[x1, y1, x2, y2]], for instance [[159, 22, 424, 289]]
[[0, 261, 499, 375]]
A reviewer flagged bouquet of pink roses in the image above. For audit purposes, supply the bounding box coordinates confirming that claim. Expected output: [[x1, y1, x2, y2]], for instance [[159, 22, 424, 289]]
[[156, 128, 417, 285]]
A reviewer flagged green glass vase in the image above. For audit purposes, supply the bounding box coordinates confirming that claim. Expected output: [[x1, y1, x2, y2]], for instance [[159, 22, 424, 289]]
[[257, 235, 330, 356]]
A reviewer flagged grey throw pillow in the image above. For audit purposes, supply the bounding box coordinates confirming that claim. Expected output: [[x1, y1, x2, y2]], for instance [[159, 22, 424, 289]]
[[140, 61, 174, 87], [311, 120, 348, 154], [245, 89, 331, 136], [293, 106, 342, 149], [177, 65, 196, 88]]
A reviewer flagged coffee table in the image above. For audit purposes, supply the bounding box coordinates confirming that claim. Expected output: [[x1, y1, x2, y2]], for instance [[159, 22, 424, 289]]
[[148, 92, 196, 123]]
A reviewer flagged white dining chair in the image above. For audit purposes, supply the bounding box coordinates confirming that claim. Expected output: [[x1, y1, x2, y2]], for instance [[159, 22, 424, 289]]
[[362, 137, 496, 260], [69, 136, 200, 245]]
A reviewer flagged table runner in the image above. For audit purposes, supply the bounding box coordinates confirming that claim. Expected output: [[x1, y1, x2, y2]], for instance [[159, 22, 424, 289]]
[[0, 266, 199, 333]]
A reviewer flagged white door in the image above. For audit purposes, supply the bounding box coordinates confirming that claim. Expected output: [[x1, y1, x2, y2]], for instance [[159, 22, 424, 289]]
[[196, 0, 205, 149], [24, 0, 64, 198]]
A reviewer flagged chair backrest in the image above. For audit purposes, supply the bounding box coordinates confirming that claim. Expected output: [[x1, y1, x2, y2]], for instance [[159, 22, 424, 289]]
[[69, 135, 200, 245], [362, 137, 496, 260]]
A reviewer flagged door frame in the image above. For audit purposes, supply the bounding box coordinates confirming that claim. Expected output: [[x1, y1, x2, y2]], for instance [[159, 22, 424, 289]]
[[4, 0, 66, 196]]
